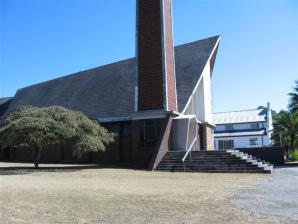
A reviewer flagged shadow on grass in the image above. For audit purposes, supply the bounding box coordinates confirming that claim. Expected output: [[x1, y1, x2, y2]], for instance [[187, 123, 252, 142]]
[[0, 163, 146, 175]]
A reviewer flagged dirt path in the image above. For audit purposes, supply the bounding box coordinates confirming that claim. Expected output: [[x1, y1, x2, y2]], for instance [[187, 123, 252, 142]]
[[231, 167, 298, 224]]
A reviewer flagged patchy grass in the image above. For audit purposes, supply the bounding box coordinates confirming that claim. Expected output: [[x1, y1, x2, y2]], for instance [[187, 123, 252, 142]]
[[0, 163, 266, 224]]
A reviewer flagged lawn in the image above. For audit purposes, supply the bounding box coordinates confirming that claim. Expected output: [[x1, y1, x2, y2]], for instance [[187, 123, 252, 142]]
[[0, 163, 266, 224]]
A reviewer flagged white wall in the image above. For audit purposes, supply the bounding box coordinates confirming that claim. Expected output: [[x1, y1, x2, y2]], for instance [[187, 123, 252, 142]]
[[202, 61, 212, 123], [214, 135, 264, 150], [184, 61, 212, 124], [215, 122, 264, 131]]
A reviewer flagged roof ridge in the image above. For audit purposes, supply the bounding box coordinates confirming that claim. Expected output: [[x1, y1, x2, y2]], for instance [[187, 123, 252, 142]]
[[213, 108, 264, 114], [175, 35, 220, 49], [0, 97, 13, 100]]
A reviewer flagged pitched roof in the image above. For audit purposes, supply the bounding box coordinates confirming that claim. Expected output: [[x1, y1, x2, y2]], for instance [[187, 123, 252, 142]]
[[0, 97, 13, 118], [7, 36, 220, 119], [0, 97, 12, 105], [213, 108, 268, 125]]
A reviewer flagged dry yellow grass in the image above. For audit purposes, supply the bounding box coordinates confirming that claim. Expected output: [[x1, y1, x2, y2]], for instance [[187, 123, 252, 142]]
[[0, 164, 267, 224]]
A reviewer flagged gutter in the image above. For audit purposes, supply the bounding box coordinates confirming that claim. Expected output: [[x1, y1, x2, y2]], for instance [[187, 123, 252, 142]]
[[97, 110, 178, 124]]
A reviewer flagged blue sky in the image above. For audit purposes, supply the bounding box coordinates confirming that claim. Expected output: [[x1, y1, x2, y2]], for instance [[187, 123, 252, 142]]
[[0, 0, 297, 112]]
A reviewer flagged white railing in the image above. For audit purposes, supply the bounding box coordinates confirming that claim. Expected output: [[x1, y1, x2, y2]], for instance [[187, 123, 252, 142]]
[[182, 137, 197, 172]]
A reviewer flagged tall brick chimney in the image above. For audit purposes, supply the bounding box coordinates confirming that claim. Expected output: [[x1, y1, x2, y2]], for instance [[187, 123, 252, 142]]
[[136, 0, 177, 111]]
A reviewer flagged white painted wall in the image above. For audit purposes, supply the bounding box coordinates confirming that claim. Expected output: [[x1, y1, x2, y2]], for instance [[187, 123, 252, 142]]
[[214, 121, 271, 149], [184, 61, 213, 124], [202, 61, 212, 123], [214, 103, 273, 148], [214, 135, 265, 150], [215, 122, 264, 132]]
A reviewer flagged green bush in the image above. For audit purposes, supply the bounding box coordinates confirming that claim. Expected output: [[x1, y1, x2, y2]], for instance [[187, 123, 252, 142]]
[[292, 150, 298, 161], [0, 106, 115, 168]]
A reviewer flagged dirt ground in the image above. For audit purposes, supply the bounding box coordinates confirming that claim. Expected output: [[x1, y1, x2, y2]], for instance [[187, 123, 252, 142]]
[[0, 163, 295, 224], [231, 167, 298, 224]]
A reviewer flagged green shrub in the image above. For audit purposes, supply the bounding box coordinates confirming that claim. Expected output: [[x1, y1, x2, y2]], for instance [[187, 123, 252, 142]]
[[292, 150, 298, 161], [0, 106, 115, 168]]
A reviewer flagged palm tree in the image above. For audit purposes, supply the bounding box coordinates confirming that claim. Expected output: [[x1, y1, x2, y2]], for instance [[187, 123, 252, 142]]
[[289, 80, 298, 112], [272, 110, 298, 158]]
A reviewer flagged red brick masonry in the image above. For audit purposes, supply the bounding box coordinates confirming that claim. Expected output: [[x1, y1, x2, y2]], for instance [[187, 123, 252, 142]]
[[163, 0, 177, 111], [137, 0, 164, 110], [137, 0, 177, 111]]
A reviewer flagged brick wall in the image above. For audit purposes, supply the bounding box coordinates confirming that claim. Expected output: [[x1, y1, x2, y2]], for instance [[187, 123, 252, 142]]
[[148, 115, 173, 170], [163, 0, 177, 111], [137, 0, 177, 111], [237, 147, 284, 165], [4, 120, 166, 167], [202, 124, 214, 150], [137, 0, 164, 110]]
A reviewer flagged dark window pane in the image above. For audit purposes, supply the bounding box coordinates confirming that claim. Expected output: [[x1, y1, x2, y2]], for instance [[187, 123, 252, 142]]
[[122, 122, 132, 135], [139, 119, 162, 148], [145, 125, 156, 141]]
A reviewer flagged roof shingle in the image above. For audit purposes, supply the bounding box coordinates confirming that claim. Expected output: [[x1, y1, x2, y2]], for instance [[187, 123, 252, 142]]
[[213, 108, 268, 125], [7, 36, 220, 119]]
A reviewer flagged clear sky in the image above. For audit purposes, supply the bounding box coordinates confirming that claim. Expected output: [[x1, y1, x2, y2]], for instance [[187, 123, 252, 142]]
[[0, 0, 297, 112]]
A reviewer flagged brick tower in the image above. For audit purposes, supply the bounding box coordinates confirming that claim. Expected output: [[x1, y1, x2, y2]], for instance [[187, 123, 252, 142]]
[[136, 0, 177, 112]]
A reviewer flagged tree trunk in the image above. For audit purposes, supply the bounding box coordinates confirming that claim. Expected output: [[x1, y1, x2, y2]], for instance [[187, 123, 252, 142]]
[[33, 147, 41, 169]]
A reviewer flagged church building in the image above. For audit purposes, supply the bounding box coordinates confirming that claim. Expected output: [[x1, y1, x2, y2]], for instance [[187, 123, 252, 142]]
[[1, 0, 220, 169]]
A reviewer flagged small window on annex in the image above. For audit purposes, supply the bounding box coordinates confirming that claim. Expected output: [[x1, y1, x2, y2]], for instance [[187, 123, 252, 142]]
[[218, 140, 234, 150], [139, 119, 162, 148], [249, 138, 258, 146], [251, 123, 260, 129]]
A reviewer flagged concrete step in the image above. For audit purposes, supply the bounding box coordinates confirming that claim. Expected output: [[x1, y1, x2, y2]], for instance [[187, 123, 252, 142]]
[[156, 166, 261, 170], [158, 162, 259, 167], [162, 157, 243, 161], [155, 169, 271, 173], [154, 150, 273, 173]]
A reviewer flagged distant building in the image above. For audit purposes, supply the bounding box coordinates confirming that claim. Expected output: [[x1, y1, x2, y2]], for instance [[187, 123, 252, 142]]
[[213, 103, 273, 150]]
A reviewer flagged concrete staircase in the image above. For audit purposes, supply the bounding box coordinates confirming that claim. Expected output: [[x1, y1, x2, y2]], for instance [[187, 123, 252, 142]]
[[155, 150, 273, 173]]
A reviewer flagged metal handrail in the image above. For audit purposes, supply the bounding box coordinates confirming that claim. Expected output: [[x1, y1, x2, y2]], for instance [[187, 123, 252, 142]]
[[182, 137, 197, 172]]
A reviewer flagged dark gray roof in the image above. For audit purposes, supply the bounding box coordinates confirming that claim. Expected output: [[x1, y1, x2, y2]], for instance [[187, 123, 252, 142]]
[[7, 36, 220, 119], [0, 97, 12, 105], [0, 97, 13, 118]]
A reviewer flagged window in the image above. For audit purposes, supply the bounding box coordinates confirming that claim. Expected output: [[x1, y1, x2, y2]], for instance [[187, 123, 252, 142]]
[[122, 122, 132, 135], [249, 138, 258, 146], [251, 123, 259, 129], [218, 140, 234, 150], [107, 124, 118, 133], [225, 124, 234, 131], [139, 120, 161, 148]]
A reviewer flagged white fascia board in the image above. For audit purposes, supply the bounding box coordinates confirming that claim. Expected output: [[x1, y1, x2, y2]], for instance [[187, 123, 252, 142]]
[[98, 111, 169, 123], [132, 110, 169, 120], [214, 130, 266, 138], [98, 116, 131, 123], [174, 114, 201, 124], [201, 121, 216, 128]]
